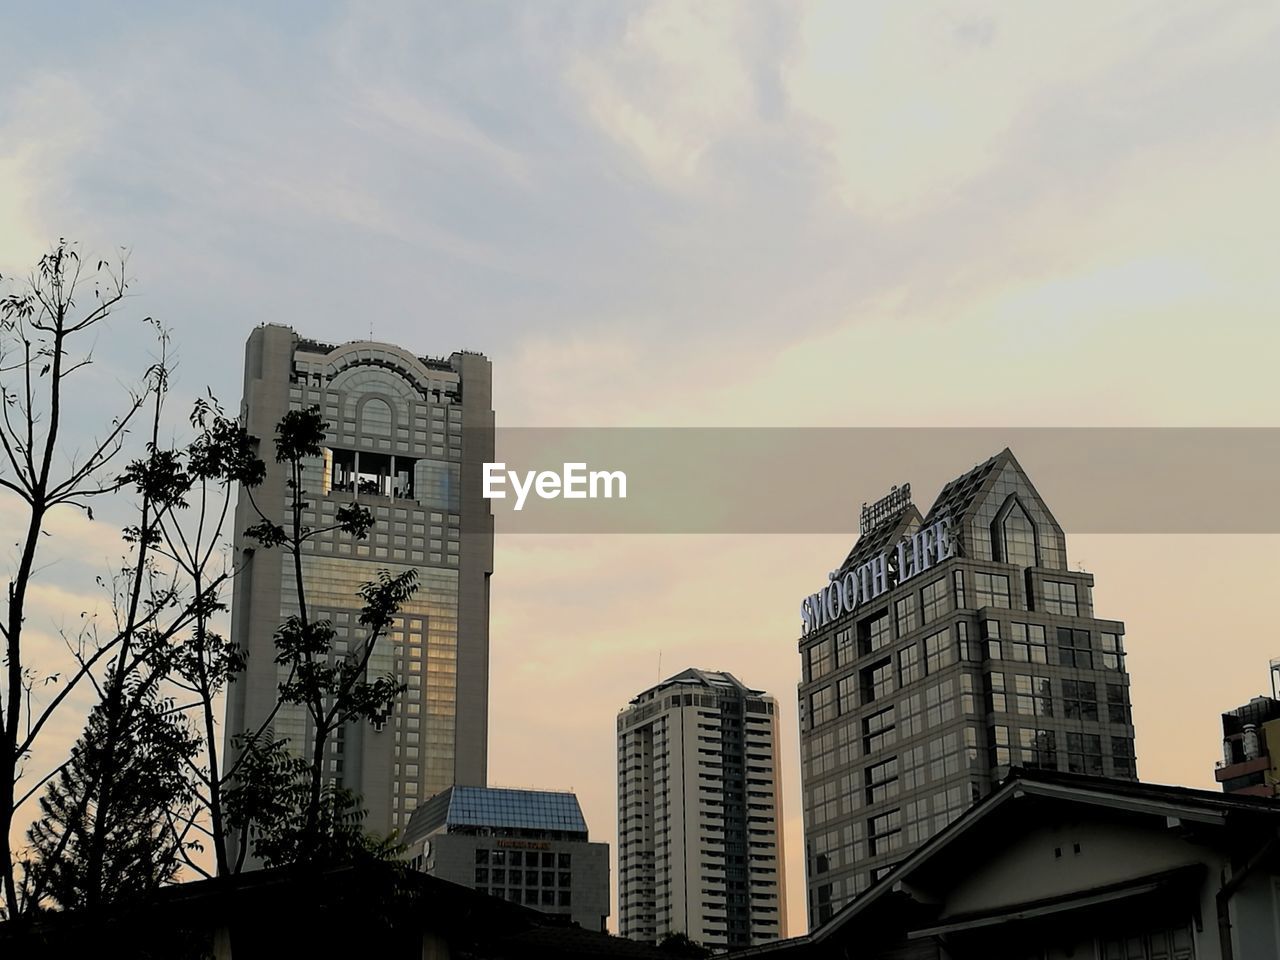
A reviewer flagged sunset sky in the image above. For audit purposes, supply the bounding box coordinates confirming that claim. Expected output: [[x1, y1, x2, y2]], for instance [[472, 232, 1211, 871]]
[[3, 1, 1279, 936]]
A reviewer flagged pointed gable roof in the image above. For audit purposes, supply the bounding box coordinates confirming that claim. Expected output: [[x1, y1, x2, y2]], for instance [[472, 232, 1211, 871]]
[[837, 503, 924, 575]]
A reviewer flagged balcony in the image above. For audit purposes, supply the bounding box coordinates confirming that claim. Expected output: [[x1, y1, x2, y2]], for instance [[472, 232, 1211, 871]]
[[1215, 754, 1270, 782]]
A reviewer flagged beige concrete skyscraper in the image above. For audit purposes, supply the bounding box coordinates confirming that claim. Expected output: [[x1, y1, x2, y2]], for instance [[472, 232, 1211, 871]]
[[617, 669, 787, 950], [224, 325, 493, 842]]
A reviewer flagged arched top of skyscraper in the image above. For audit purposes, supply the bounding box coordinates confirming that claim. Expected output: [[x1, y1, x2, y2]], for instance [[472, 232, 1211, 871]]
[[227, 323, 495, 853], [299, 338, 464, 404]]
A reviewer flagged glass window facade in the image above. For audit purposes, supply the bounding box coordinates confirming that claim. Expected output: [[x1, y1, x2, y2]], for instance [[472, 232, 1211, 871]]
[[834, 627, 856, 667], [863, 660, 894, 703], [895, 596, 918, 637], [837, 675, 859, 716], [859, 611, 892, 656], [999, 500, 1038, 568], [807, 639, 833, 681], [1063, 679, 1099, 722], [811, 685, 837, 727], [1010, 622, 1048, 663], [897, 644, 922, 686], [924, 630, 954, 674], [975, 572, 1011, 609], [1014, 675, 1053, 718], [1065, 732, 1104, 775], [920, 577, 947, 625], [1058, 628, 1093, 669], [1043, 580, 1079, 616], [1100, 632, 1124, 670], [863, 707, 896, 753]]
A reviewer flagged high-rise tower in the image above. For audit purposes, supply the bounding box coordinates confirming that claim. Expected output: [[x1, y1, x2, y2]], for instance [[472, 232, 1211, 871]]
[[797, 449, 1136, 926], [224, 325, 493, 843], [617, 669, 787, 950]]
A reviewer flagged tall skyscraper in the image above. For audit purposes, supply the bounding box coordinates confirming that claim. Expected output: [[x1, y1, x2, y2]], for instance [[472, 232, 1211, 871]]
[[797, 449, 1137, 926], [224, 324, 494, 840], [617, 669, 787, 951]]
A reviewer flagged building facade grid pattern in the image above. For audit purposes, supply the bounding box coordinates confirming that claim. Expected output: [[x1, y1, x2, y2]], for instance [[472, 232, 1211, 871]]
[[798, 450, 1137, 926]]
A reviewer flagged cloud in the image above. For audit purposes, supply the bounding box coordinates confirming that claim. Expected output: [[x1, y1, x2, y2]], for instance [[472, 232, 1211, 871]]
[[782, 1, 1280, 218], [567, 1, 768, 186], [0, 72, 103, 273]]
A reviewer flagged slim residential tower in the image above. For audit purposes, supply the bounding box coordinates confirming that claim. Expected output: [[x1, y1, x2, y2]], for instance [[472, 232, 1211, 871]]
[[224, 325, 494, 843], [618, 669, 787, 950]]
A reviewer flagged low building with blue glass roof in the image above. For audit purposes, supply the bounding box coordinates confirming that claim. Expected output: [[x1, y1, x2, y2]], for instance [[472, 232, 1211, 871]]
[[404, 785, 610, 932]]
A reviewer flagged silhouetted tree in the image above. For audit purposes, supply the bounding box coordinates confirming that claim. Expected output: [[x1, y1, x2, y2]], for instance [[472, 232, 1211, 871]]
[[1, 242, 414, 919], [154, 395, 265, 879], [25, 671, 198, 908], [0, 242, 164, 917]]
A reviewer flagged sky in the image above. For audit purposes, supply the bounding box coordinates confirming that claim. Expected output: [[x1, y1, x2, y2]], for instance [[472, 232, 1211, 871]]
[[3, 0, 1280, 937]]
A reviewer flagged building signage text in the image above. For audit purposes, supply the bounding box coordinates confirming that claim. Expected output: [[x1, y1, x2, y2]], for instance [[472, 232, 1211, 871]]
[[800, 517, 955, 636], [494, 839, 553, 851]]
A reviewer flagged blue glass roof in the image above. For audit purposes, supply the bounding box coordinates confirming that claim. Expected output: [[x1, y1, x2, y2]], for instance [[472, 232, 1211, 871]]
[[444, 786, 588, 834]]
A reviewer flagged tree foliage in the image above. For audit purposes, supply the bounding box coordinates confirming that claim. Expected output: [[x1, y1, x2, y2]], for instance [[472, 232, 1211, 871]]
[[25, 672, 199, 909], [0, 242, 163, 918], [658, 932, 715, 958], [1, 242, 418, 919]]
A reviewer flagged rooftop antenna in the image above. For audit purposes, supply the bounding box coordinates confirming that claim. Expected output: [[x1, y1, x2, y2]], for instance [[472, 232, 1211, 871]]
[[657, 650, 662, 683]]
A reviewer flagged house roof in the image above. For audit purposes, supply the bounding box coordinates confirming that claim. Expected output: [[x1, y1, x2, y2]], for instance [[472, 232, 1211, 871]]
[[0, 861, 661, 958], [812, 768, 1280, 943], [726, 769, 1280, 957]]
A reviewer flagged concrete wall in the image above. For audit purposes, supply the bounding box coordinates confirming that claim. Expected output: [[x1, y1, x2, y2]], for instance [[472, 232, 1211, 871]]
[[452, 350, 493, 787], [428, 833, 610, 932]]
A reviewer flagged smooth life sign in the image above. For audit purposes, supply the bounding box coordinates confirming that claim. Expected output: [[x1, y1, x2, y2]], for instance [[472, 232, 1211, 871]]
[[800, 517, 955, 636]]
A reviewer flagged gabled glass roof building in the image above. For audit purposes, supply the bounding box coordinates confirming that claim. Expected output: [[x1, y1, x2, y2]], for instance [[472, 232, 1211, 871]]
[[797, 449, 1137, 927]]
